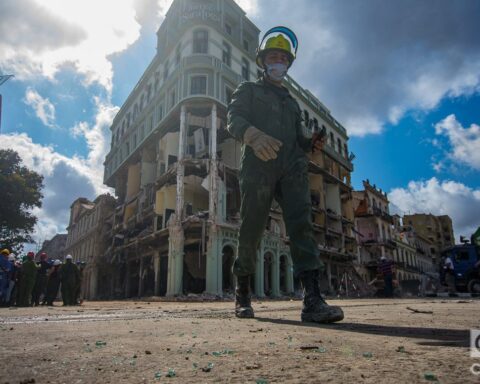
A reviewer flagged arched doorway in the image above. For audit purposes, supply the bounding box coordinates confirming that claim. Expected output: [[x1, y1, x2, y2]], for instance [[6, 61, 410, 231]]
[[264, 252, 274, 296], [222, 245, 235, 293]]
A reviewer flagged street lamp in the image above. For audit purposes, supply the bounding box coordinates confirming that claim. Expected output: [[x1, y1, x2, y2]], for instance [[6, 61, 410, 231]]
[[0, 74, 14, 133]]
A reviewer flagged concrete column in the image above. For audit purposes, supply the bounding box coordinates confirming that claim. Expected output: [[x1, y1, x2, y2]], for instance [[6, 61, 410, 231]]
[[206, 103, 222, 295], [286, 255, 294, 293], [125, 260, 131, 298], [89, 265, 98, 300], [271, 252, 281, 297], [255, 249, 265, 298], [153, 250, 160, 296], [326, 260, 332, 291], [166, 104, 187, 296], [138, 256, 144, 297]]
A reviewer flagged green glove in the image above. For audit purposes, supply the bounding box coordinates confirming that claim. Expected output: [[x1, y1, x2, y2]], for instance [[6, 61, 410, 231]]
[[243, 126, 282, 161]]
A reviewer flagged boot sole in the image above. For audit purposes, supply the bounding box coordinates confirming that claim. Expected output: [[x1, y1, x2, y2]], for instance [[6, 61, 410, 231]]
[[301, 312, 344, 323], [235, 308, 254, 318]]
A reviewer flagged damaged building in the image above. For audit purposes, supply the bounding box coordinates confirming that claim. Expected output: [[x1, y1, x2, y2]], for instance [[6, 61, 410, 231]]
[[64, 195, 116, 299], [102, 0, 356, 299]]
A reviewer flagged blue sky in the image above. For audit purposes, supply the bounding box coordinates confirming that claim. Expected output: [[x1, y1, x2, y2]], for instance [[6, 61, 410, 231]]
[[1, 0, 479, 246]]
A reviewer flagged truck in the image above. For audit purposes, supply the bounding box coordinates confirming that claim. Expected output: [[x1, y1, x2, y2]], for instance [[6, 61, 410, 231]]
[[441, 239, 480, 294]]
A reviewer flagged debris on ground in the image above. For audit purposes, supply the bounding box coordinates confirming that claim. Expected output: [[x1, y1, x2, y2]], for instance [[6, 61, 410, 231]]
[[201, 363, 214, 372], [362, 352, 373, 358], [406, 307, 433, 314], [424, 372, 438, 381], [95, 341, 107, 347]]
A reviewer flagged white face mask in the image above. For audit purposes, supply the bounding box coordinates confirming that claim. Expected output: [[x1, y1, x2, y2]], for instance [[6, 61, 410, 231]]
[[265, 63, 288, 81]]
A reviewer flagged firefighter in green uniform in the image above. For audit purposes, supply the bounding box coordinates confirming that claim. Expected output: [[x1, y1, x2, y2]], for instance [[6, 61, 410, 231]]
[[16, 252, 38, 307], [59, 255, 80, 306], [227, 26, 344, 323]]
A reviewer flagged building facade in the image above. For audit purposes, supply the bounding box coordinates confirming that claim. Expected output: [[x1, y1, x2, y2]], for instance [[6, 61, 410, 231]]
[[352, 180, 395, 282], [403, 213, 455, 262], [64, 194, 116, 299], [37, 234, 67, 261], [102, 0, 355, 299]]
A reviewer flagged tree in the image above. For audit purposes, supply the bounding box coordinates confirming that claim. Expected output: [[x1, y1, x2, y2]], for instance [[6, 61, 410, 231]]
[[0, 149, 44, 253]]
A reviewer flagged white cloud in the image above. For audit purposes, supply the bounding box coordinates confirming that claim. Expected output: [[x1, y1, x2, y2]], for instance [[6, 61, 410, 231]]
[[389, 177, 480, 241], [1, 99, 116, 243], [253, 0, 480, 136], [234, 0, 259, 15], [434, 114, 480, 170], [23, 88, 56, 128], [0, 0, 143, 93]]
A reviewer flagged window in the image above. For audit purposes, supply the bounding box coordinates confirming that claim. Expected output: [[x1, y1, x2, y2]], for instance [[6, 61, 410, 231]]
[[225, 87, 234, 104], [175, 44, 181, 66], [337, 138, 342, 155], [225, 23, 232, 35], [154, 72, 160, 92], [140, 94, 145, 110], [190, 76, 207, 95], [241, 58, 250, 81], [147, 84, 152, 103], [169, 88, 176, 109], [163, 59, 169, 81], [243, 39, 249, 52], [303, 110, 310, 125], [133, 104, 138, 121], [222, 42, 231, 66], [133, 133, 137, 148], [157, 104, 164, 122], [193, 30, 208, 54], [344, 143, 349, 159], [329, 132, 335, 146], [313, 118, 319, 133], [149, 114, 154, 132]]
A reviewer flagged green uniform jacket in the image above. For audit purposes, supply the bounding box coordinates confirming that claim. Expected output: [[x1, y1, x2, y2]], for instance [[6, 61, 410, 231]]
[[227, 78, 312, 179]]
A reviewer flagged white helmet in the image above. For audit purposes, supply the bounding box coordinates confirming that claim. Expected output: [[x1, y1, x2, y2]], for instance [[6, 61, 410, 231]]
[[8, 254, 16, 261], [53, 259, 62, 266], [65, 254, 73, 260]]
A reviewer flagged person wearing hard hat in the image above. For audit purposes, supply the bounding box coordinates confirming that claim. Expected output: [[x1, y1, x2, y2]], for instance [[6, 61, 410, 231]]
[[44, 260, 62, 306], [227, 26, 343, 323], [32, 252, 52, 306], [5, 253, 17, 305], [16, 251, 38, 306], [0, 249, 13, 306], [59, 255, 80, 306]]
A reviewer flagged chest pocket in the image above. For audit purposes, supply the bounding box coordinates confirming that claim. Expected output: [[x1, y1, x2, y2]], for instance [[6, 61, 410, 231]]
[[251, 93, 273, 131]]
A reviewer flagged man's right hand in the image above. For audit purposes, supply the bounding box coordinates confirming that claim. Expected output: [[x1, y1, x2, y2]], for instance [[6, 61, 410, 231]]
[[243, 126, 282, 161]]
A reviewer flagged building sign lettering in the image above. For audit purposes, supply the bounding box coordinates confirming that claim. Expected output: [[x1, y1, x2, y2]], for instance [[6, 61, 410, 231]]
[[181, 4, 220, 23]]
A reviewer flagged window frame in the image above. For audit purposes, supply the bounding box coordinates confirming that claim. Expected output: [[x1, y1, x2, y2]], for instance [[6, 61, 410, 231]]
[[193, 29, 208, 54], [190, 75, 207, 95]]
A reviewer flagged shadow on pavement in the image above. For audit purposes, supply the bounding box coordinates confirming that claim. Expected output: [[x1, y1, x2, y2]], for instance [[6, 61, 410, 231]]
[[254, 317, 470, 348]]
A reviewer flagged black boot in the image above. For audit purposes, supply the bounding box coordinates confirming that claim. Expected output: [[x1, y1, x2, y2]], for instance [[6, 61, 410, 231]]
[[235, 275, 254, 318], [300, 270, 344, 323]]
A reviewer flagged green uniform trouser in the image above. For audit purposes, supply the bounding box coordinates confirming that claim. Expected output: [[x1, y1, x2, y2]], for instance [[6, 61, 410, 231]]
[[233, 157, 323, 277], [61, 283, 76, 305]]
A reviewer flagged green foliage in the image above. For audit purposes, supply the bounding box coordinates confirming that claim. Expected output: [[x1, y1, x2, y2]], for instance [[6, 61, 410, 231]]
[[0, 149, 43, 252]]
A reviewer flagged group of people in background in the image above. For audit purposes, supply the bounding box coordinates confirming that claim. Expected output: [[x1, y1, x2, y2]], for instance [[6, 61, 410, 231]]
[[0, 249, 84, 307]]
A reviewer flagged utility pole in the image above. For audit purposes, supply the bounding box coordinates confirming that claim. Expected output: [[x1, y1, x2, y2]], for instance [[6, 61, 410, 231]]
[[0, 74, 14, 133]]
